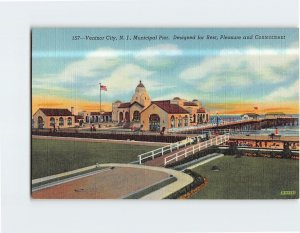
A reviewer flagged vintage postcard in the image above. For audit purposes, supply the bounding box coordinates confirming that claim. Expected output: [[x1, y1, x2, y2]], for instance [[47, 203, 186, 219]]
[[31, 28, 299, 199]]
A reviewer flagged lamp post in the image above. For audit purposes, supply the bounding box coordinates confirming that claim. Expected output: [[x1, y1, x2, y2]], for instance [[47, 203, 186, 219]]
[[216, 112, 220, 136]]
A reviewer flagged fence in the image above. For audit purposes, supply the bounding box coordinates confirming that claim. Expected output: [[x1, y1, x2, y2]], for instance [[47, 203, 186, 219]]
[[163, 134, 229, 166], [32, 131, 186, 143], [138, 134, 208, 164]]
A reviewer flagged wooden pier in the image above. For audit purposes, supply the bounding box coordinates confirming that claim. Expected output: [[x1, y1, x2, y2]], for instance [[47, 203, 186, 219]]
[[179, 117, 299, 134]]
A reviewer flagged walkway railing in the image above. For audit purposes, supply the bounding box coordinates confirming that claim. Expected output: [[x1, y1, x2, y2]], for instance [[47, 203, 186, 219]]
[[164, 134, 229, 166], [167, 119, 260, 133], [138, 134, 207, 164]]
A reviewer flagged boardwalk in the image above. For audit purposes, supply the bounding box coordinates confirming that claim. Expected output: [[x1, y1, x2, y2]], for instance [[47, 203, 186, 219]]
[[145, 143, 197, 167], [143, 135, 229, 167]]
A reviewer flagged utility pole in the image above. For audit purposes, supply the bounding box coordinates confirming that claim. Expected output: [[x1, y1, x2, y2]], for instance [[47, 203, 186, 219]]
[[216, 112, 219, 136], [99, 82, 102, 125]]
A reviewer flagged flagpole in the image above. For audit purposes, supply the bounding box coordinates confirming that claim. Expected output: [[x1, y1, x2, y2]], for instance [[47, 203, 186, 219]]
[[99, 82, 101, 124]]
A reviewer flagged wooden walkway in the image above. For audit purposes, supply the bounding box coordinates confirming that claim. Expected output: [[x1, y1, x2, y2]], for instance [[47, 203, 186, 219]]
[[145, 143, 197, 167], [145, 135, 229, 167]]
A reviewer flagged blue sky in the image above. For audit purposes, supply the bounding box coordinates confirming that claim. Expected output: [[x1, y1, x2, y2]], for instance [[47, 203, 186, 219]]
[[32, 28, 298, 113]]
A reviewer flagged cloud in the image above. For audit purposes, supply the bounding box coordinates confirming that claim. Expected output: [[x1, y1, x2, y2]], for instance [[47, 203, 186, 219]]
[[32, 48, 123, 99], [58, 48, 121, 81], [264, 80, 299, 101], [135, 44, 182, 69], [219, 47, 298, 56], [180, 47, 298, 92], [33, 46, 180, 102], [83, 64, 154, 97], [33, 48, 121, 85]]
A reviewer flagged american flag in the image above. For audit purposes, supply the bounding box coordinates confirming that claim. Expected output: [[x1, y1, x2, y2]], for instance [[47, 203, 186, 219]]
[[100, 85, 107, 91]]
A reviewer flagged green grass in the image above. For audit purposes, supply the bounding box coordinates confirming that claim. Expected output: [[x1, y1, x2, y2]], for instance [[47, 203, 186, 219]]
[[191, 156, 299, 199], [32, 139, 158, 179]]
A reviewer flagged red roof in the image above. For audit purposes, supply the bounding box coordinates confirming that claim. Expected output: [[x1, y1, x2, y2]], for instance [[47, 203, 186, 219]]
[[184, 101, 198, 106], [197, 107, 206, 113], [39, 108, 73, 116], [90, 112, 112, 116], [102, 112, 112, 116], [130, 101, 144, 108], [118, 102, 130, 108], [151, 100, 189, 114], [90, 112, 100, 116]]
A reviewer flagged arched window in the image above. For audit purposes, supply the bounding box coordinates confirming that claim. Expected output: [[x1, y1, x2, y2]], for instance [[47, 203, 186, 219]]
[[184, 115, 188, 126], [133, 111, 140, 121], [170, 115, 175, 128], [178, 118, 182, 128], [149, 114, 160, 131], [67, 117, 72, 126], [193, 114, 196, 123], [199, 114, 203, 124], [119, 112, 124, 122], [125, 112, 130, 122], [59, 117, 64, 126], [38, 116, 44, 129], [50, 117, 55, 127]]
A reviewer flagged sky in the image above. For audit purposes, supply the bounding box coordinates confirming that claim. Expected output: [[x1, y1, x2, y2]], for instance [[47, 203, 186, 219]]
[[32, 28, 299, 115]]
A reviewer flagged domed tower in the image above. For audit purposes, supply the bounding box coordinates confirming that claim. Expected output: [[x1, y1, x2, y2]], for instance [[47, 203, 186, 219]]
[[192, 99, 202, 107], [130, 80, 151, 108]]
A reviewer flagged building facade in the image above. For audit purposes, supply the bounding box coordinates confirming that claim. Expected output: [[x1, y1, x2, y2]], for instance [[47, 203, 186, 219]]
[[33, 108, 75, 129], [78, 111, 112, 124], [112, 81, 209, 131]]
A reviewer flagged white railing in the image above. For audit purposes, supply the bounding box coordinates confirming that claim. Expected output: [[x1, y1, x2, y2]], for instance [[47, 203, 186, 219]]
[[163, 134, 229, 166], [167, 123, 214, 133], [138, 134, 207, 164], [167, 119, 260, 133]]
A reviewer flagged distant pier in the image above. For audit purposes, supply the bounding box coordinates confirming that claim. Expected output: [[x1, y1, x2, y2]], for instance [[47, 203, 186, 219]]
[[178, 117, 299, 134]]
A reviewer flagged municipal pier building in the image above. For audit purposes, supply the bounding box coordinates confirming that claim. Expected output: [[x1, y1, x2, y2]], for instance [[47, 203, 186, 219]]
[[112, 81, 210, 131]]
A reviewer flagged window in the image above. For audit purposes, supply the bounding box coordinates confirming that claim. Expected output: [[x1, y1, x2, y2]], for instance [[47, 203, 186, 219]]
[[50, 117, 55, 127], [133, 111, 140, 121], [119, 112, 124, 122], [59, 117, 64, 126], [38, 116, 44, 129], [178, 118, 182, 127], [149, 114, 160, 131], [184, 115, 188, 126], [171, 116, 175, 128], [125, 112, 130, 122], [67, 117, 72, 126]]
